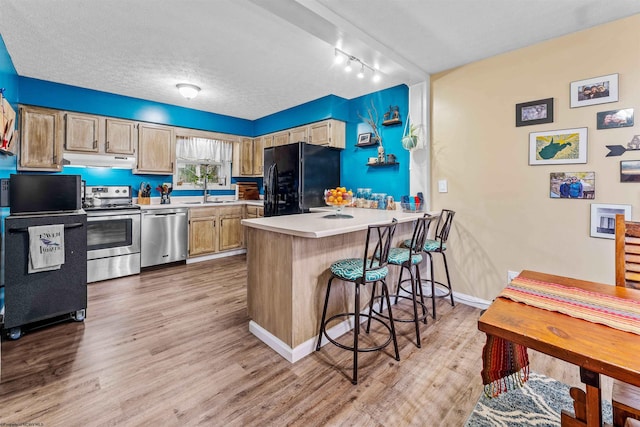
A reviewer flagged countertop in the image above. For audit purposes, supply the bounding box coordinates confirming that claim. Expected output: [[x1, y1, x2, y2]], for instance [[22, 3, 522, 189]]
[[241, 207, 429, 238], [136, 199, 263, 210]]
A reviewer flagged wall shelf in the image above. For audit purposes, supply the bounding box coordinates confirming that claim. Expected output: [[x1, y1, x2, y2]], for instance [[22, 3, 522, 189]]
[[355, 142, 379, 148], [366, 161, 399, 167], [382, 118, 402, 126], [0, 148, 14, 156]]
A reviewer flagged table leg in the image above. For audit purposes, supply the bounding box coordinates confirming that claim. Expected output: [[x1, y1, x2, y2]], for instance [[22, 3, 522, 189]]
[[561, 368, 604, 426]]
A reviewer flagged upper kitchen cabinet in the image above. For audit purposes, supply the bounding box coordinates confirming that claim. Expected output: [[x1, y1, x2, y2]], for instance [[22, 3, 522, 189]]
[[289, 126, 308, 144], [272, 131, 289, 147], [135, 123, 175, 175], [18, 105, 64, 171], [309, 120, 345, 149], [65, 113, 99, 152], [105, 119, 136, 155], [65, 113, 136, 155], [232, 137, 264, 177]]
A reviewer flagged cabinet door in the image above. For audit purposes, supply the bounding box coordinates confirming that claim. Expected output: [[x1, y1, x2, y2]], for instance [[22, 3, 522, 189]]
[[273, 131, 289, 146], [65, 113, 99, 152], [252, 138, 264, 175], [219, 214, 243, 251], [262, 135, 273, 148], [135, 123, 175, 174], [189, 217, 217, 256], [309, 120, 345, 149], [289, 126, 308, 144], [106, 119, 136, 155], [240, 138, 253, 175], [18, 106, 63, 171]]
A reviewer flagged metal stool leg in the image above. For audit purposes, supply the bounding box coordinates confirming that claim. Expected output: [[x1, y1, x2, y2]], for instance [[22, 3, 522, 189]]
[[441, 252, 455, 307], [316, 277, 335, 351], [426, 252, 437, 319], [415, 266, 428, 324], [352, 282, 360, 385], [381, 279, 400, 361], [407, 265, 422, 348]]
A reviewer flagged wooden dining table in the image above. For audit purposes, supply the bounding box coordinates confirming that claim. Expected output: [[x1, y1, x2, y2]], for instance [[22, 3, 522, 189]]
[[478, 270, 640, 427]]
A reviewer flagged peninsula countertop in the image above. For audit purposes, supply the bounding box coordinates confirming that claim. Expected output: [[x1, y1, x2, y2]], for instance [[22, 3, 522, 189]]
[[241, 207, 428, 238]]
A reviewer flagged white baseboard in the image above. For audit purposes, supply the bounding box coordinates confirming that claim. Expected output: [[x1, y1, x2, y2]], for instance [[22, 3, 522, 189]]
[[186, 248, 246, 264]]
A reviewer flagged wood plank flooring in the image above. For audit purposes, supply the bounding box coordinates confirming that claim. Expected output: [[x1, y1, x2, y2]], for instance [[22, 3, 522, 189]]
[[0, 255, 608, 426]]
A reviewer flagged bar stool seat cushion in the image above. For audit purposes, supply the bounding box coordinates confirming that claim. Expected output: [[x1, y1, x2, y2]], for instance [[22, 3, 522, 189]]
[[402, 238, 446, 252], [387, 247, 423, 265], [330, 258, 388, 282]]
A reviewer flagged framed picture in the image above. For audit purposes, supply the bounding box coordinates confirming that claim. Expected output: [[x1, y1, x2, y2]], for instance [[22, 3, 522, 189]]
[[529, 127, 588, 165], [550, 172, 595, 199], [590, 203, 631, 239], [597, 108, 634, 129], [357, 133, 372, 145], [516, 98, 553, 127], [620, 160, 640, 182], [570, 73, 619, 108]]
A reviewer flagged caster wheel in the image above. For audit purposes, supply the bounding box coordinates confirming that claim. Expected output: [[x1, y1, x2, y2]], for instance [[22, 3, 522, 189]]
[[72, 309, 86, 322], [8, 327, 21, 340]]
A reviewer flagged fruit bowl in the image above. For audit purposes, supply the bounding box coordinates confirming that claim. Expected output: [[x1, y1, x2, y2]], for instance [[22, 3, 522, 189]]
[[324, 187, 353, 218]]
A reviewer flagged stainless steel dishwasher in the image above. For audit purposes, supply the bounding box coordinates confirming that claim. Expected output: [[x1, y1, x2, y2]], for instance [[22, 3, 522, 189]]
[[140, 207, 188, 267]]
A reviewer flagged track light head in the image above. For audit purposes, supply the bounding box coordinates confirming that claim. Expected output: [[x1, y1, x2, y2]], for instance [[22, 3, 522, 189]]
[[344, 59, 352, 73]]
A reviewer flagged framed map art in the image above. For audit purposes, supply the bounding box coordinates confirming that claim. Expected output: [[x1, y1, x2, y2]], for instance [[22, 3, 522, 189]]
[[529, 127, 587, 165]]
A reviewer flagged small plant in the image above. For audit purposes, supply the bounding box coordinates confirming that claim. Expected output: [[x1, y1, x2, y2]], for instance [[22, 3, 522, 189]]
[[402, 118, 419, 150]]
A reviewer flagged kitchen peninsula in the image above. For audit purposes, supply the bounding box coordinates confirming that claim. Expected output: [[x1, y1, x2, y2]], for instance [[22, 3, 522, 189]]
[[242, 207, 426, 362]]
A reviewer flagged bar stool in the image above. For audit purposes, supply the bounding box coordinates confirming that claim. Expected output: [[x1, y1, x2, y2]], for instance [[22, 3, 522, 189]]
[[402, 209, 456, 320], [371, 214, 434, 348], [316, 219, 399, 385]]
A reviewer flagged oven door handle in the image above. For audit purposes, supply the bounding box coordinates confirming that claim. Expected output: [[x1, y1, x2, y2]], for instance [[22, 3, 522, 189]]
[[87, 214, 140, 222], [9, 222, 84, 232]]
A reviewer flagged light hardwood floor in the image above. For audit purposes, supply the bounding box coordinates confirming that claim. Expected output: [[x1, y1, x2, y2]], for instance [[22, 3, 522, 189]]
[[0, 255, 606, 426]]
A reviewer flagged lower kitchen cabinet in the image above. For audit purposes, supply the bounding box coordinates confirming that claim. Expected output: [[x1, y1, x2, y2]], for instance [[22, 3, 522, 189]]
[[188, 206, 244, 257]]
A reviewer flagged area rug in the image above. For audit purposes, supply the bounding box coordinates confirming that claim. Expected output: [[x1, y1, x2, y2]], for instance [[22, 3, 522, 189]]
[[465, 372, 612, 426]]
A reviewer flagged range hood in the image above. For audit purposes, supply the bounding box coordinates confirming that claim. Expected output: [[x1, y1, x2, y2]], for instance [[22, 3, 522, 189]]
[[62, 153, 137, 169]]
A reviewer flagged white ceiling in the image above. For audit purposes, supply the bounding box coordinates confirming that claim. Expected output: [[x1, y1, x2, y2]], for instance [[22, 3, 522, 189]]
[[1, 0, 639, 121]]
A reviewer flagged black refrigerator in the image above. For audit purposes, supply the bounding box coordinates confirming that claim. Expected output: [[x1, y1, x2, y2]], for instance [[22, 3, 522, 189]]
[[264, 142, 340, 216]]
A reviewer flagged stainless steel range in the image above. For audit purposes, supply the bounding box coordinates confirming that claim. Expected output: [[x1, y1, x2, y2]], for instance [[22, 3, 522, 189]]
[[84, 185, 141, 283]]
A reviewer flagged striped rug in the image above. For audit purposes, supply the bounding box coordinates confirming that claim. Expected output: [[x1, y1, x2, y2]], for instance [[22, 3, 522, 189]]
[[466, 372, 612, 427]]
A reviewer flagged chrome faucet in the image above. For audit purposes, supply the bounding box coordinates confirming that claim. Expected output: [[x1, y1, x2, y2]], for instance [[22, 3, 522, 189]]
[[202, 164, 209, 203]]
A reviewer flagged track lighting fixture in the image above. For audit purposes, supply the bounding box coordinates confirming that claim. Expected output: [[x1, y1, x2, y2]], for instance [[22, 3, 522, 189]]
[[333, 48, 380, 83]]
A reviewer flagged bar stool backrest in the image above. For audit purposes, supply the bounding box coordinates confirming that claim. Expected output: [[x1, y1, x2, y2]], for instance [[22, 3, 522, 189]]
[[615, 213, 640, 289], [409, 214, 436, 256], [363, 219, 398, 278], [433, 209, 456, 250]]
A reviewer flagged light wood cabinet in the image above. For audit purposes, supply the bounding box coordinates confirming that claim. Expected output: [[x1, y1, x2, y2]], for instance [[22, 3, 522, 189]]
[[189, 207, 217, 256], [232, 137, 264, 177], [105, 119, 136, 155], [289, 126, 308, 144], [65, 113, 99, 152], [252, 137, 264, 175], [18, 105, 63, 171], [64, 113, 136, 156], [218, 206, 243, 251], [309, 119, 345, 148], [135, 123, 175, 175], [188, 205, 244, 257], [273, 131, 289, 147], [243, 205, 264, 248], [240, 137, 253, 175]]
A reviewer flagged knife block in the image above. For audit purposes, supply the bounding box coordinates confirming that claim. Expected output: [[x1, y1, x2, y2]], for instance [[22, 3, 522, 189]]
[[138, 196, 150, 205]]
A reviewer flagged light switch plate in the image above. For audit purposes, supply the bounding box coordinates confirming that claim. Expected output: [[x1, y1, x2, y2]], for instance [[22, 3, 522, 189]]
[[438, 179, 448, 193]]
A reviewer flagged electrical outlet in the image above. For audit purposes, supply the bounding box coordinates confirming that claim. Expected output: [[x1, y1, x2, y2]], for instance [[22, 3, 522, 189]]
[[507, 270, 520, 283]]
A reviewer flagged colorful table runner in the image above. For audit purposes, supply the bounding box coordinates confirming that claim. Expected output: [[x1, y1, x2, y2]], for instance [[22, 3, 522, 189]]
[[482, 275, 640, 397], [502, 275, 640, 336]]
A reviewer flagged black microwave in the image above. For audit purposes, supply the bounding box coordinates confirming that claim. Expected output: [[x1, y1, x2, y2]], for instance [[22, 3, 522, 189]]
[[9, 174, 82, 215]]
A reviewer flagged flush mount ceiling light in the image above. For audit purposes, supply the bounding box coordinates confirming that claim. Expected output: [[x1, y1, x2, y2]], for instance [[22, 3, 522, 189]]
[[333, 48, 381, 83], [176, 83, 201, 100]]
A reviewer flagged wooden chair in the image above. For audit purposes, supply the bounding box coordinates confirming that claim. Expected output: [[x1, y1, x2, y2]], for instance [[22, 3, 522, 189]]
[[612, 214, 640, 426]]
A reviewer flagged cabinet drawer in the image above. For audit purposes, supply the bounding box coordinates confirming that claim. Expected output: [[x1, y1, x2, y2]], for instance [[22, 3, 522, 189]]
[[189, 207, 218, 219], [218, 206, 243, 217]]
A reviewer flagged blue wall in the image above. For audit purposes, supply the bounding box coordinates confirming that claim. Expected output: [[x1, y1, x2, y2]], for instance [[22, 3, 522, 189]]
[[0, 32, 410, 200], [342, 85, 409, 200]]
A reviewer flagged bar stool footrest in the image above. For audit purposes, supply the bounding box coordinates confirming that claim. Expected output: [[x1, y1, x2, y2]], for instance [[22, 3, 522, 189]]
[[321, 312, 394, 353]]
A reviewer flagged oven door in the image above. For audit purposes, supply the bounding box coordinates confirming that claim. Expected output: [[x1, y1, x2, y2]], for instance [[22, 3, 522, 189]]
[[86, 211, 141, 260]]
